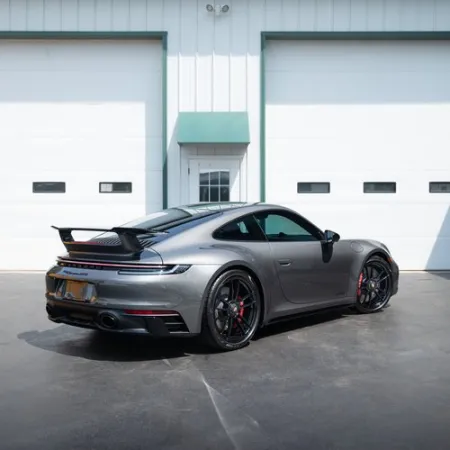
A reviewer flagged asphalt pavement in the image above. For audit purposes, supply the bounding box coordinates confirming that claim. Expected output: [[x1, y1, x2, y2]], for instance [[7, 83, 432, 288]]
[[1, 272, 450, 450]]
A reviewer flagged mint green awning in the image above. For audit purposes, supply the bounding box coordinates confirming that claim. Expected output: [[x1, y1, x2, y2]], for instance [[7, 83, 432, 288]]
[[177, 112, 250, 145]]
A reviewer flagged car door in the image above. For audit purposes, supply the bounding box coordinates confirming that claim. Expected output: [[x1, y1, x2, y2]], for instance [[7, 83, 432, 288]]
[[253, 210, 351, 305]]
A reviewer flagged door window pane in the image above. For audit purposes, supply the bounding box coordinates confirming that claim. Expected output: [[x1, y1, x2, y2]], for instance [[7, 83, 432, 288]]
[[219, 171, 229, 185], [254, 212, 318, 242], [210, 186, 219, 202], [219, 187, 230, 202], [198, 170, 231, 202], [199, 172, 209, 185], [199, 186, 209, 202]]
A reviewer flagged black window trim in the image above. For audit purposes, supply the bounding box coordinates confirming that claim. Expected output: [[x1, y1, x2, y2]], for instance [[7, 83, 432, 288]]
[[297, 182, 331, 194], [363, 181, 397, 194], [99, 182, 132, 194], [32, 181, 66, 193], [429, 181, 450, 193]]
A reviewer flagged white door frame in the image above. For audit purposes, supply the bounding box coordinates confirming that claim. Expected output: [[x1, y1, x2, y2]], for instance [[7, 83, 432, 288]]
[[179, 146, 248, 205]]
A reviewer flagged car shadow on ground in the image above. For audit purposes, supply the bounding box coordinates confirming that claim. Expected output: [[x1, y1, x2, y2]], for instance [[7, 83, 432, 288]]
[[18, 307, 354, 362]]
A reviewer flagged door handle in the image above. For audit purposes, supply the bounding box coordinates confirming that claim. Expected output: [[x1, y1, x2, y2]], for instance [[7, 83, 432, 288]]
[[278, 259, 292, 267]]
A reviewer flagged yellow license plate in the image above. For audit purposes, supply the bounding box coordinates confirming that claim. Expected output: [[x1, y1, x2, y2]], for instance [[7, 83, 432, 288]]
[[64, 280, 96, 302]]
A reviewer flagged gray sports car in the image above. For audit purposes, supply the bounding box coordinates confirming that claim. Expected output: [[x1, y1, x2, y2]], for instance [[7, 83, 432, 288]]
[[45, 202, 399, 351]]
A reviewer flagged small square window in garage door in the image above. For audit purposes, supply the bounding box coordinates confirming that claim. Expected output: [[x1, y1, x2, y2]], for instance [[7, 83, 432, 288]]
[[188, 159, 241, 203]]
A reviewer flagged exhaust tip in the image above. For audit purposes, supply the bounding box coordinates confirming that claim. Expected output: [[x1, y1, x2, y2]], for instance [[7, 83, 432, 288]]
[[98, 312, 119, 330]]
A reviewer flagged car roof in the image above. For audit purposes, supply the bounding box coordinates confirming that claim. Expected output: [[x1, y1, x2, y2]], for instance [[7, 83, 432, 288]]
[[177, 202, 285, 216]]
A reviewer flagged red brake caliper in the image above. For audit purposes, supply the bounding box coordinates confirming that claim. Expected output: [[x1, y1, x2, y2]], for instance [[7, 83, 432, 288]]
[[233, 296, 245, 328], [357, 273, 363, 297]]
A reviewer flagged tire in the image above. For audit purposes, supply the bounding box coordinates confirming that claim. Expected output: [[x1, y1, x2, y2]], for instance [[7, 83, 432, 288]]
[[200, 269, 262, 352], [355, 255, 393, 314]]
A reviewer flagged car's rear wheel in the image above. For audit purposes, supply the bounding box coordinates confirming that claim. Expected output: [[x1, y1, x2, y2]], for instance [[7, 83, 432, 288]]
[[200, 269, 261, 351], [355, 256, 393, 313]]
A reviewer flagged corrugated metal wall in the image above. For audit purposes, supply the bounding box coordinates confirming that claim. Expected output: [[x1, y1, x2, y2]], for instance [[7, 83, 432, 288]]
[[1, 0, 450, 206]]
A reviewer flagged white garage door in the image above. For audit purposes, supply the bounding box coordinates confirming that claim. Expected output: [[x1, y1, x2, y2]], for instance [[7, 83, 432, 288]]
[[266, 40, 450, 270], [0, 39, 162, 270]]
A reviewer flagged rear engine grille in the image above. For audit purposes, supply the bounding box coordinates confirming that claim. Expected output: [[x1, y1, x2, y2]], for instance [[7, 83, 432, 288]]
[[90, 236, 155, 247], [57, 261, 117, 271]]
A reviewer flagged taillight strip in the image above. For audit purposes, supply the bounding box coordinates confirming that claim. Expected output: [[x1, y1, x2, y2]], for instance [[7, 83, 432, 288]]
[[57, 259, 166, 270]]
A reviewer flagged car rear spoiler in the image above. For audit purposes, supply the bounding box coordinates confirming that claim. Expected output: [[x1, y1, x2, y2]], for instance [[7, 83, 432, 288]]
[[51, 225, 153, 255]]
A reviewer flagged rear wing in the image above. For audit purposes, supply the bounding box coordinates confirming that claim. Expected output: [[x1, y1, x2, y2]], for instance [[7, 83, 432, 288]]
[[51, 225, 153, 255]]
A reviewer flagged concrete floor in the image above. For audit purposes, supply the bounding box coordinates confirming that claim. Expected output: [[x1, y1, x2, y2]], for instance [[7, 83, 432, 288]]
[[1, 272, 450, 450]]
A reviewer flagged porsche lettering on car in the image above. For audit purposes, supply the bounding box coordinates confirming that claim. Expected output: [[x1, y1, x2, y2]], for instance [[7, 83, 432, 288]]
[[45, 202, 399, 351]]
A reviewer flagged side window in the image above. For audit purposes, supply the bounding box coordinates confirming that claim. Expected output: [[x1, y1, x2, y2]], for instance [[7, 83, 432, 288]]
[[254, 212, 319, 242], [213, 216, 265, 241]]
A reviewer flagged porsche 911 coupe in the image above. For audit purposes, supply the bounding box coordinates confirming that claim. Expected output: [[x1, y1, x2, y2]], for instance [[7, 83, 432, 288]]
[[45, 202, 399, 351]]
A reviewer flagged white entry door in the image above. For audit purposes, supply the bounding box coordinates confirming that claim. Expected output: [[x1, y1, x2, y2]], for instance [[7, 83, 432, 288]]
[[188, 159, 241, 203]]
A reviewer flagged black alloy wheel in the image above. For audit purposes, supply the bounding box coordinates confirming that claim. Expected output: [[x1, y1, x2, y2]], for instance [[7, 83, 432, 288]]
[[201, 269, 261, 351], [355, 256, 393, 313]]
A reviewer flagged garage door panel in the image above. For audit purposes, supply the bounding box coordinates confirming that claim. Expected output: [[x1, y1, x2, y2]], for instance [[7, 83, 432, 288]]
[[266, 40, 450, 270], [266, 41, 450, 73], [0, 39, 162, 270], [266, 137, 450, 173], [267, 72, 450, 105], [0, 40, 161, 72]]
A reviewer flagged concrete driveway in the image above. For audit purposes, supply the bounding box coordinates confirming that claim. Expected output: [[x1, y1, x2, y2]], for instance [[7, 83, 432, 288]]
[[1, 272, 450, 450]]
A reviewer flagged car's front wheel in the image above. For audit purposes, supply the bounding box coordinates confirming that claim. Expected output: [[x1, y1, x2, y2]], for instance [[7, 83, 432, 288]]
[[200, 269, 262, 351], [355, 256, 393, 313]]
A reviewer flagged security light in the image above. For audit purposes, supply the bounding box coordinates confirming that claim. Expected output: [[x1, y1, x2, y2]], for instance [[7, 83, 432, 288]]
[[221, 5, 229, 12], [206, 4, 214, 12]]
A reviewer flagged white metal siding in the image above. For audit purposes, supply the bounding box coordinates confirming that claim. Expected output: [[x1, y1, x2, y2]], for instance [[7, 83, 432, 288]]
[[0, 39, 162, 270], [266, 39, 450, 270], [3, 0, 449, 209], [0, 0, 450, 270]]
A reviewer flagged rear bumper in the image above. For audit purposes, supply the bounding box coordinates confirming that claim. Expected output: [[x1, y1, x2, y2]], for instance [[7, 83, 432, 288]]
[[45, 298, 194, 337], [45, 262, 222, 335]]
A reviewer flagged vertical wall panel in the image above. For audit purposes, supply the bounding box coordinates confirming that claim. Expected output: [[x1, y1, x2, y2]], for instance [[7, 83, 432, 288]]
[[265, 0, 282, 31], [146, 0, 163, 30], [350, 0, 367, 30], [78, 0, 95, 31], [196, 4, 214, 111], [164, 0, 181, 207], [281, 0, 299, 30], [43, 0, 62, 30], [366, 0, 384, 30], [435, 0, 450, 31], [10, 0, 26, 30], [95, 0, 112, 30], [179, 0, 197, 111], [298, 0, 316, 31], [384, 0, 402, 30], [316, 0, 333, 31], [213, 13, 231, 110], [112, 0, 129, 30], [61, 0, 78, 30], [0, 0, 9, 30], [247, 0, 265, 202], [26, 0, 44, 30], [333, 0, 351, 31], [129, 0, 147, 30], [417, 0, 435, 30], [400, 0, 419, 30], [229, 0, 248, 111]]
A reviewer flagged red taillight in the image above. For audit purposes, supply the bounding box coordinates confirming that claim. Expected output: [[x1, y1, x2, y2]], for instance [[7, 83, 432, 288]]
[[123, 309, 179, 316]]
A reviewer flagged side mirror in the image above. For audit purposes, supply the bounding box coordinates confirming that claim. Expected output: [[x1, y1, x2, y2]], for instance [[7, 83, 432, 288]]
[[324, 230, 340, 244]]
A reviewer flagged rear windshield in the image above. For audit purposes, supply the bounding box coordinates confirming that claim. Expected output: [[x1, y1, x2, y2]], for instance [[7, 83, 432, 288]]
[[120, 207, 219, 231]]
